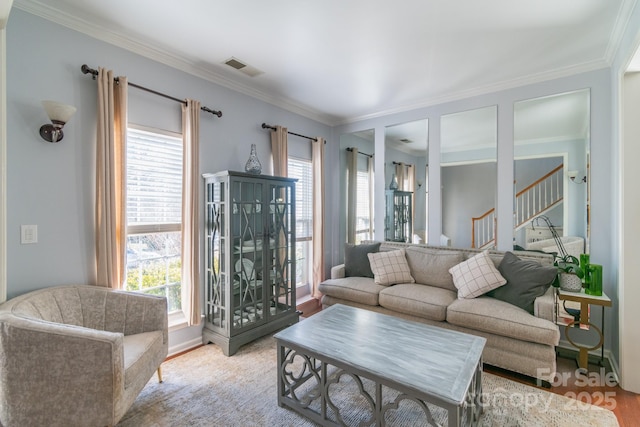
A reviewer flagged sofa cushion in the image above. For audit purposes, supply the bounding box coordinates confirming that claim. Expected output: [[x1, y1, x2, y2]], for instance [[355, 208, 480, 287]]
[[449, 250, 506, 298], [487, 251, 558, 314], [446, 296, 560, 346], [317, 277, 385, 306], [344, 242, 381, 278], [404, 247, 463, 291], [379, 284, 457, 321], [367, 249, 415, 286]]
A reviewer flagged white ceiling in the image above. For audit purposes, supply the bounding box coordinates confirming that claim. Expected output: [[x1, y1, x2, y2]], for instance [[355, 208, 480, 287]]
[[12, 0, 636, 126]]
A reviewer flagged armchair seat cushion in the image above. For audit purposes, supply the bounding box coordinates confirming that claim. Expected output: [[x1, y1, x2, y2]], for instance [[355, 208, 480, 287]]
[[123, 330, 165, 389]]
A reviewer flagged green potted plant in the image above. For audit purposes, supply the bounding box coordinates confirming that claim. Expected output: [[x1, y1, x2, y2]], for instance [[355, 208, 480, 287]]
[[555, 254, 584, 292], [530, 215, 584, 292]]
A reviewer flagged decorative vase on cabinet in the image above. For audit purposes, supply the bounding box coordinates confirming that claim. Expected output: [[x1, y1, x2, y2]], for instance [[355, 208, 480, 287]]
[[203, 170, 298, 356]]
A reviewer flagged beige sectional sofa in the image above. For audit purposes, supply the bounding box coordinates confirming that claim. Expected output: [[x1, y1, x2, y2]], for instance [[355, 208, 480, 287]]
[[318, 241, 560, 383]]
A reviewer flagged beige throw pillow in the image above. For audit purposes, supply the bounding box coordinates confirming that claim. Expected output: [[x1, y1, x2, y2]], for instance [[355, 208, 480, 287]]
[[449, 250, 506, 298], [367, 249, 415, 286]]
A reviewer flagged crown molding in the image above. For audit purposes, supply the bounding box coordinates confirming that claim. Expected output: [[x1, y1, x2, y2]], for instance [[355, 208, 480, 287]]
[[604, 0, 639, 64], [13, 0, 632, 128], [13, 0, 337, 126]]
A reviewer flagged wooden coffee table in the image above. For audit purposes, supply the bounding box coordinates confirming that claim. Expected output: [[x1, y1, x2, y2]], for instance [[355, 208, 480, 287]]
[[274, 304, 486, 426]]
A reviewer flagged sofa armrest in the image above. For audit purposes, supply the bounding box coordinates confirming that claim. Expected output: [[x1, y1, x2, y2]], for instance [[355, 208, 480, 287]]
[[534, 287, 556, 322], [0, 314, 124, 425], [331, 264, 346, 279]]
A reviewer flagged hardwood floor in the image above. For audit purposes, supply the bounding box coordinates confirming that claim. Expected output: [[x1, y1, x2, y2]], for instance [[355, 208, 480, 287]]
[[484, 349, 640, 426]]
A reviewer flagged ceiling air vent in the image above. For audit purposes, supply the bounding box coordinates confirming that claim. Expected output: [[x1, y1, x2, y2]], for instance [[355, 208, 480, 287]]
[[223, 57, 264, 77]]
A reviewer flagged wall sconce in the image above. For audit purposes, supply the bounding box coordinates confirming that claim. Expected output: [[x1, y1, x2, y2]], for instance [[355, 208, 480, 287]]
[[39, 100, 77, 143], [568, 170, 587, 184]]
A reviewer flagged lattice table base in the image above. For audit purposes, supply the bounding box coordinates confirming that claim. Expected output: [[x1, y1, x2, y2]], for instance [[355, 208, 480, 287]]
[[277, 344, 483, 427]]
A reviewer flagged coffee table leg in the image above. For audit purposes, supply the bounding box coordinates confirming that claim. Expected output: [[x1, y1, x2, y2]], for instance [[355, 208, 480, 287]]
[[277, 341, 284, 408]]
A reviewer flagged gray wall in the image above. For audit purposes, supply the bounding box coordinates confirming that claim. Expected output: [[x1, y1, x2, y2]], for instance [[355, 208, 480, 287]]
[[6, 9, 331, 351], [441, 162, 496, 248]]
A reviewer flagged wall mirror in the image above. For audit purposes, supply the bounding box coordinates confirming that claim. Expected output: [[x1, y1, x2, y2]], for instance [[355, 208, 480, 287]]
[[513, 89, 590, 257], [339, 130, 375, 249], [441, 106, 498, 249], [384, 119, 429, 243]]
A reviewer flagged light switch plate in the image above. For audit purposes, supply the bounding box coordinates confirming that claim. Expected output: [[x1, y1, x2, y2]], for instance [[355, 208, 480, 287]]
[[21, 225, 38, 244]]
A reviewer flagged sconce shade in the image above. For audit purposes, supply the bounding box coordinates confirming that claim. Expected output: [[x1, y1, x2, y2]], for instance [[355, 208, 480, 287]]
[[40, 100, 76, 143], [42, 100, 76, 123]]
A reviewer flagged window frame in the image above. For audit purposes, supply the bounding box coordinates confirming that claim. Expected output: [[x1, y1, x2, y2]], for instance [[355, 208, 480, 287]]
[[287, 156, 313, 293], [125, 124, 185, 325]]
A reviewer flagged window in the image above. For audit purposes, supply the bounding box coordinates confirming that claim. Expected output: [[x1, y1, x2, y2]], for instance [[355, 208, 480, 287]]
[[125, 126, 183, 312], [355, 169, 373, 243], [287, 158, 313, 292]]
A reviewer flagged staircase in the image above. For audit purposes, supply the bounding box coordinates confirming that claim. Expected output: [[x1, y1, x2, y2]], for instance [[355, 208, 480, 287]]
[[471, 165, 564, 249]]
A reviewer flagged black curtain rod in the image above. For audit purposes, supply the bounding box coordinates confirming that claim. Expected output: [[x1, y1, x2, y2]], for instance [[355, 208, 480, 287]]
[[393, 161, 414, 166], [346, 147, 373, 158], [81, 64, 222, 118], [261, 123, 323, 143]]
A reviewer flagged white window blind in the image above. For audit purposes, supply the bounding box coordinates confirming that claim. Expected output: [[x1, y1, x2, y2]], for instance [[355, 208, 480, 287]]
[[126, 127, 183, 230], [288, 158, 313, 239]]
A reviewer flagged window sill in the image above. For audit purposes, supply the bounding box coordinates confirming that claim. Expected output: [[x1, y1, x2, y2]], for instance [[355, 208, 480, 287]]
[[168, 310, 188, 332]]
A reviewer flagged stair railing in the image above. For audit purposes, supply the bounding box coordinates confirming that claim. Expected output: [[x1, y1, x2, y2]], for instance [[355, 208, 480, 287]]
[[514, 164, 564, 229], [471, 209, 496, 249], [471, 164, 564, 249]]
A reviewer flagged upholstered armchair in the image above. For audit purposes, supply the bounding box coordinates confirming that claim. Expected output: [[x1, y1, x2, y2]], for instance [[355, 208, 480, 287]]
[[0, 284, 168, 427]]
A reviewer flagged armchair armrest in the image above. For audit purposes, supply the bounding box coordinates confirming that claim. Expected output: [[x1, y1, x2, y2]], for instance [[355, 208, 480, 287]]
[[534, 287, 556, 322], [331, 264, 346, 279], [0, 314, 124, 426]]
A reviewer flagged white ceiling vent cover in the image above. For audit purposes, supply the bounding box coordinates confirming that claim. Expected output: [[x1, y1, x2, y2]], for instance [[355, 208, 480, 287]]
[[223, 57, 264, 77]]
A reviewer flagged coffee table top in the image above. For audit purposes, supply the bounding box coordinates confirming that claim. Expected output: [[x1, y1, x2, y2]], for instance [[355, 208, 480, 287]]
[[274, 304, 486, 405]]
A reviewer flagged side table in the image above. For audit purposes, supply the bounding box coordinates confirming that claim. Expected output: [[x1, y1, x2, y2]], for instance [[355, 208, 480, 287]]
[[556, 288, 612, 370]]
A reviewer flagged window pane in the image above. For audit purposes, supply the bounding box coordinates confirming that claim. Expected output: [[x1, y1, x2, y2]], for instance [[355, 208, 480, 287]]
[[288, 158, 313, 239], [127, 128, 183, 225], [355, 170, 372, 243], [287, 158, 313, 288], [126, 231, 182, 312]]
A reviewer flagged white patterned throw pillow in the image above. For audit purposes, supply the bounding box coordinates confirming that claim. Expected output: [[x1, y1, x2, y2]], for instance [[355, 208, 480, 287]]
[[449, 250, 506, 298], [367, 249, 415, 286]]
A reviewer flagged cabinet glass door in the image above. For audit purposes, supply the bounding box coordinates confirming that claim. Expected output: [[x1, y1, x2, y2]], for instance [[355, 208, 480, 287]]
[[267, 182, 295, 317], [230, 179, 266, 331], [205, 179, 226, 330]]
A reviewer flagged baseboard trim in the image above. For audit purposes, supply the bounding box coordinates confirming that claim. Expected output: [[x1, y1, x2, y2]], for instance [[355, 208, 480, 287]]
[[556, 340, 620, 383], [168, 337, 202, 357]]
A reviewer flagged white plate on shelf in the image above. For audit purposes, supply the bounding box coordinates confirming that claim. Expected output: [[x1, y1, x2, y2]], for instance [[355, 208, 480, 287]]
[[235, 258, 255, 280]]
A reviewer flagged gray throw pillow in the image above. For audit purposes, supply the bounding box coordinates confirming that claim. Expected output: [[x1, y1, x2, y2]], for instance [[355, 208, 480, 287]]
[[344, 242, 381, 278], [487, 251, 557, 314]]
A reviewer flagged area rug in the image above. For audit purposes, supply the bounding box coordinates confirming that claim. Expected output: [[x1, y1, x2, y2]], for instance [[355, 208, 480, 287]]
[[117, 335, 619, 427]]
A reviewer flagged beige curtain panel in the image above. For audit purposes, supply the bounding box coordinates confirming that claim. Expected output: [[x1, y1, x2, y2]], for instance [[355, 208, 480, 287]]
[[312, 137, 325, 299], [270, 126, 288, 177], [95, 68, 127, 289], [182, 99, 201, 326]]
